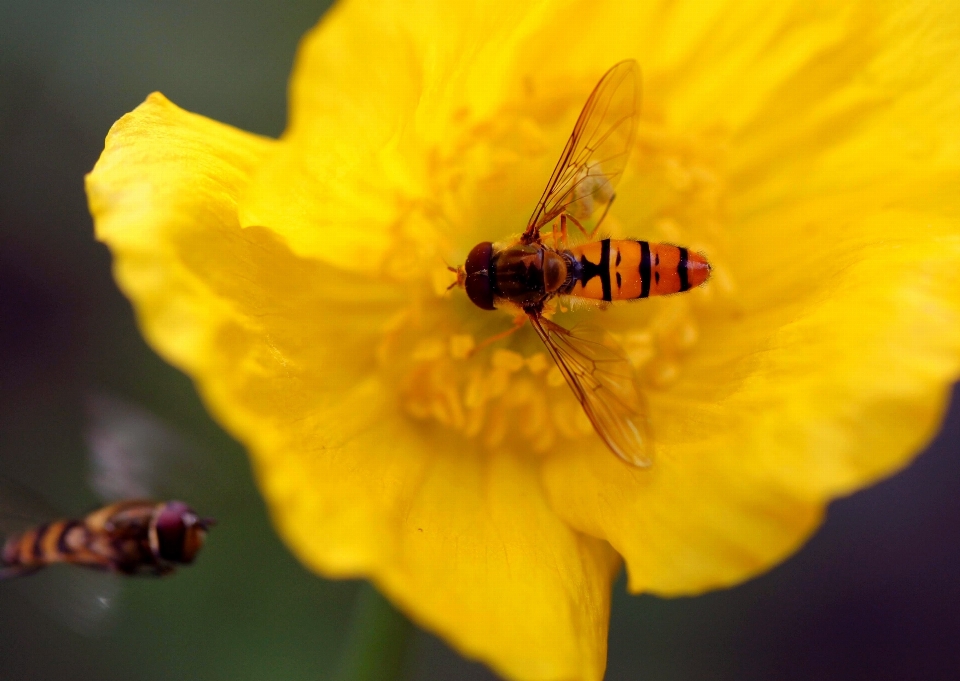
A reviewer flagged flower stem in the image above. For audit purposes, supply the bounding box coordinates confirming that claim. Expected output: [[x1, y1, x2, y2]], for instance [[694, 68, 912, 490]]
[[335, 581, 414, 681]]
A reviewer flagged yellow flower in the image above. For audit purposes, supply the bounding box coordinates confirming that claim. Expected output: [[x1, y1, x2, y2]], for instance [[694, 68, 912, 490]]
[[86, 1, 960, 679]]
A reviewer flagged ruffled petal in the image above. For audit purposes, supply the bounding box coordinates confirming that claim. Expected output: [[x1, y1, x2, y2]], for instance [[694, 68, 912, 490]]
[[239, 0, 560, 269], [543, 215, 960, 594], [269, 418, 621, 681], [86, 93, 276, 371], [536, 0, 960, 594], [515, 1, 960, 143]]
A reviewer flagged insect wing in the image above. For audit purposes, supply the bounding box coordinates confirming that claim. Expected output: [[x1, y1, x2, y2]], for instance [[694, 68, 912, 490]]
[[0, 480, 122, 634], [84, 394, 209, 503], [0, 479, 53, 578], [0, 477, 59, 538], [6, 567, 123, 635], [529, 315, 652, 466], [524, 60, 639, 239]]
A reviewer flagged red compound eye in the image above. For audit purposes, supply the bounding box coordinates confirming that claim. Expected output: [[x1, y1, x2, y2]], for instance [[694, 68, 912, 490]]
[[464, 242, 495, 310], [153, 501, 208, 564]]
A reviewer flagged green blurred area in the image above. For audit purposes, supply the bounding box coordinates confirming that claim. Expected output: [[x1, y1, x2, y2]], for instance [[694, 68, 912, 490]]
[[0, 2, 363, 680], [2, 2, 960, 680]]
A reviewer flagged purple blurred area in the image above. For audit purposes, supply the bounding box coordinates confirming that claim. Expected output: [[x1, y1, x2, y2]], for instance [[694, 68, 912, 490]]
[[1, 2, 958, 680]]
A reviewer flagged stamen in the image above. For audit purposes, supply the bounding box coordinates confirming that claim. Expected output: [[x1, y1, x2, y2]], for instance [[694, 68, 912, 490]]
[[526, 353, 548, 374], [450, 334, 475, 359], [391, 100, 734, 457], [491, 349, 525, 372], [412, 338, 445, 361]]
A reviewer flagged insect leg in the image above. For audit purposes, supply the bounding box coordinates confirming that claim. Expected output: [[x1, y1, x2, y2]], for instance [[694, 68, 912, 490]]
[[469, 314, 528, 356], [552, 215, 570, 249], [591, 192, 616, 237], [564, 212, 590, 239], [564, 194, 616, 241]]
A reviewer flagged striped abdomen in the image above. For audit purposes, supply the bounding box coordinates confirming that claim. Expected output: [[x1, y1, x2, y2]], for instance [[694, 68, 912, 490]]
[[2, 518, 110, 572], [566, 239, 710, 301], [1, 500, 212, 579], [1, 500, 156, 575]]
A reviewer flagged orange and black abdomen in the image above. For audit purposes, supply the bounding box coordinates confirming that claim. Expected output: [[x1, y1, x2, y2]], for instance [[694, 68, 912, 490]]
[[566, 239, 710, 301], [1, 500, 156, 576], [1, 499, 212, 580], [1, 519, 95, 571]]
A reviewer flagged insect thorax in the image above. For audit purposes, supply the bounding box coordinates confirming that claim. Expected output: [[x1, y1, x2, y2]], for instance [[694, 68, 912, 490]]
[[490, 244, 572, 308]]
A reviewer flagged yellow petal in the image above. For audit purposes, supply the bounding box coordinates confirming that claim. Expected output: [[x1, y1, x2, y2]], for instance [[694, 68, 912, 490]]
[[239, 0, 559, 269], [517, 1, 960, 142], [268, 408, 621, 681], [86, 93, 620, 681], [531, 0, 960, 596], [86, 93, 275, 371], [542, 212, 960, 595]]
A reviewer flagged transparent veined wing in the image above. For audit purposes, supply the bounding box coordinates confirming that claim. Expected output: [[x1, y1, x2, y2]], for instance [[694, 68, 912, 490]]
[[6, 567, 123, 635], [0, 476, 59, 539], [84, 394, 210, 503], [0, 476, 59, 579], [0, 479, 121, 633], [528, 314, 652, 466], [523, 60, 639, 241]]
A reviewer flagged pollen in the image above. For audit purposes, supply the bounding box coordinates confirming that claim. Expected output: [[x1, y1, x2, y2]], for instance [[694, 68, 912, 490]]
[[546, 366, 565, 388], [526, 353, 549, 374], [491, 349, 525, 372], [412, 338, 446, 361]]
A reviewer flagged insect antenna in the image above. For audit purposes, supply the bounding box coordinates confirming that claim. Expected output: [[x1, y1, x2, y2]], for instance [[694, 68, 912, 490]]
[[440, 256, 465, 290]]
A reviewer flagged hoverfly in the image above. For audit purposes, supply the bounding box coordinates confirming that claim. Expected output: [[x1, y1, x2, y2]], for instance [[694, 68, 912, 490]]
[[452, 61, 711, 467], [1, 395, 215, 581], [0, 500, 212, 580]]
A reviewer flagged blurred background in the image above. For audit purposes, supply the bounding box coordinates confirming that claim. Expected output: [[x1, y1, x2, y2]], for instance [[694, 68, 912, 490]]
[[1, 1, 958, 679]]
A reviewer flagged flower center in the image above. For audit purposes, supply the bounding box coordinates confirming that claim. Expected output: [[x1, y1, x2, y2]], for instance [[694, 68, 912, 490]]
[[381, 106, 735, 456]]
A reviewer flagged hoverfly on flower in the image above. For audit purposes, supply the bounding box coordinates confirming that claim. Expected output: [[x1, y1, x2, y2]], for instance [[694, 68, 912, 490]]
[[452, 60, 711, 467]]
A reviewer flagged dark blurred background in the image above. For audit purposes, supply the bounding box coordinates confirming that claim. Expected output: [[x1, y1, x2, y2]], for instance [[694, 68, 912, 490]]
[[1, 2, 958, 680]]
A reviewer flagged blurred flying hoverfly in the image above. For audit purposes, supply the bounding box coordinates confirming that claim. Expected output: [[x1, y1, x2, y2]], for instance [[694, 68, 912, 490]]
[[452, 61, 711, 467], [1, 395, 215, 582]]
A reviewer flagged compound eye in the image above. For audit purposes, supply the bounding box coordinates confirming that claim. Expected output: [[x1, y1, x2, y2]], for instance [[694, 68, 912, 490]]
[[464, 242, 492, 276], [463, 242, 495, 310], [465, 272, 495, 310], [154, 501, 206, 564]]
